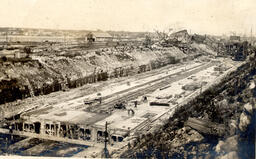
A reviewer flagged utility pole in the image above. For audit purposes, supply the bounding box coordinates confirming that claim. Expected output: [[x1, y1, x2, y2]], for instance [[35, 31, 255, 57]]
[[200, 82, 203, 94], [103, 121, 110, 158], [5, 31, 8, 47], [250, 27, 253, 45]]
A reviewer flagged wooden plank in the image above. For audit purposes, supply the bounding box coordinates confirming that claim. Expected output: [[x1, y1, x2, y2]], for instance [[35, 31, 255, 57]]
[[8, 137, 33, 150], [185, 118, 226, 136]]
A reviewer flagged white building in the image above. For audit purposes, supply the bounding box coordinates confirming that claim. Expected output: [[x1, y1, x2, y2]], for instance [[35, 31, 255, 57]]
[[86, 32, 113, 42]]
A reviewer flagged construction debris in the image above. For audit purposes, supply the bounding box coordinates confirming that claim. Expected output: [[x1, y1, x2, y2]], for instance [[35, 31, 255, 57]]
[[149, 102, 169, 107], [185, 117, 226, 137]]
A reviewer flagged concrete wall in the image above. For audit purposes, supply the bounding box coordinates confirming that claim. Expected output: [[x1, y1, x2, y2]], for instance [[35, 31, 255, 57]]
[[12, 119, 127, 145]]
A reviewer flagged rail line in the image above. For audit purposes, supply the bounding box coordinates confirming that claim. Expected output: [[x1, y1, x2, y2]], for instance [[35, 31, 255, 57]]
[[87, 62, 215, 113]]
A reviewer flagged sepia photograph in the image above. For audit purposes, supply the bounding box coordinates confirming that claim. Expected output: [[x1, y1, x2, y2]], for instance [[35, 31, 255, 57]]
[[0, 0, 255, 158]]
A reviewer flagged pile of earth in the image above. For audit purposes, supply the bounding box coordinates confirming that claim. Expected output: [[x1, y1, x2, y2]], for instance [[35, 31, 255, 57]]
[[0, 38, 218, 104]]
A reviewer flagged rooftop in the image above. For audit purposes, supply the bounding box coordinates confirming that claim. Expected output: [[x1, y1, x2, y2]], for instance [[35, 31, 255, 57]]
[[89, 32, 112, 38], [22, 106, 109, 125]]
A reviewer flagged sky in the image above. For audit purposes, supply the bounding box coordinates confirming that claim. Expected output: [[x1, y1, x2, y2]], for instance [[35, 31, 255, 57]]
[[0, 0, 255, 35]]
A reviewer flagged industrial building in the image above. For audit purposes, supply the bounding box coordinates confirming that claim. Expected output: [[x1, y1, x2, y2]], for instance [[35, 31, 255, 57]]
[[86, 32, 113, 42]]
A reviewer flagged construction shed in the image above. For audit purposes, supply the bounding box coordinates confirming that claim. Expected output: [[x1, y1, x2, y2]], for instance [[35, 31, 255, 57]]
[[86, 32, 113, 42]]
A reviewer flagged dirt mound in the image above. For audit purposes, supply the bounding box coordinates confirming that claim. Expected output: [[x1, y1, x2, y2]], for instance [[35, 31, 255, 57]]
[[0, 38, 219, 104]]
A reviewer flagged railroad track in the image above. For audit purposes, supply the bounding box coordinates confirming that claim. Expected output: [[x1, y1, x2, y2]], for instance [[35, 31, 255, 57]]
[[100, 63, 204, 101], [73, 62, 205, 111], [87, 62, 215, 113]]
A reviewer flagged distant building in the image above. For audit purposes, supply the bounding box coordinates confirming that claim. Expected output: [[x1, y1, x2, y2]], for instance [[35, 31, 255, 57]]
[[169, 30, 191, 43], [0, 49, 27, 59], [86, 32, 113, 42], [230, 36, 240, 42], [0, 35, 73, 43]]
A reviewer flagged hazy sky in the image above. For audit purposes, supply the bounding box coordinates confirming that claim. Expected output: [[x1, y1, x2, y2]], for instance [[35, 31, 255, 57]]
[[0, 0, 255, 35]]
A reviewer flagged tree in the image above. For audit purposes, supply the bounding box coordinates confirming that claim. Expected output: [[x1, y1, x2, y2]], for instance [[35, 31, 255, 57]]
[[1, 56, 7, 62], [143, 35, 152, 48], [24, 46, 31, 54]]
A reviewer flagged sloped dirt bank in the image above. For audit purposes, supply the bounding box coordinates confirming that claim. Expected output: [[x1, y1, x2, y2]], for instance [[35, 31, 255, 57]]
[[0, 43, 208, 105]]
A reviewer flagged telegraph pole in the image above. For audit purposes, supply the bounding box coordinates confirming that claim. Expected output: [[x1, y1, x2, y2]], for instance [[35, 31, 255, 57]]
[[5, 31, 8, 47], [103, 121, 110, 158], [250, 27, 253, 45], [200, 82, 203, 94]]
